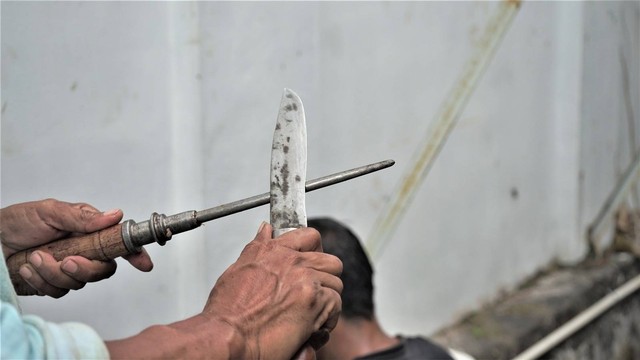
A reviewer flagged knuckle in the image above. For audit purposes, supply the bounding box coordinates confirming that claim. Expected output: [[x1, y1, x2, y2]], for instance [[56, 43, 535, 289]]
[[41, 198, 58, 206], [100, 265, 117, 280], [325, 254, 343, 273], [74, 282, 86, 291], [23, 276, 44, 291], [241, 240, 267, 256], [306, 228, 322, 246], [290, 253, 306, 267], [332, 276, 344, 294], [298, 278, 322, 303], [79, 208, 99, 224], [85, 263, 117, 282]]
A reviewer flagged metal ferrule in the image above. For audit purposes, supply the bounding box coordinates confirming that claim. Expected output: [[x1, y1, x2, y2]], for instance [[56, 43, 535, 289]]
[[121, 219, 142, 254], [126, 211, 201, 248]]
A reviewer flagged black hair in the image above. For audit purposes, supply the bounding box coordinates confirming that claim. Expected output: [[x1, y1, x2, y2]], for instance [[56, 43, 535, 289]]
[[307, 217, 374, 320]]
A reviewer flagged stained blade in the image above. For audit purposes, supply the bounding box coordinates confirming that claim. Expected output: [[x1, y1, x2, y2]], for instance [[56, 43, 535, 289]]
[[270, 88, 307, 237]]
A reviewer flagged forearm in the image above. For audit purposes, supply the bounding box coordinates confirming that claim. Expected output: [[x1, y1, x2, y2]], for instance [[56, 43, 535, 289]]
[[105, 314, 247, 360]]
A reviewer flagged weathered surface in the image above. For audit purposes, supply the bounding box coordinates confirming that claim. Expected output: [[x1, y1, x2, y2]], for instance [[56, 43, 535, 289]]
[[546, 292, 640, 360], [432, 253, 640, 359]]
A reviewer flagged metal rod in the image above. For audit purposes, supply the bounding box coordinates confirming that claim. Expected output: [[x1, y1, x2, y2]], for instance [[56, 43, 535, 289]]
[[588, 153, 640, 252], [195, 159, 395, 223], [513, 273, 640, 360]]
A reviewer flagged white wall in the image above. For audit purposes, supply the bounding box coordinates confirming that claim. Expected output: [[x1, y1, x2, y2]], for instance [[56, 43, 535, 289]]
[[1, 1, 638, 340]]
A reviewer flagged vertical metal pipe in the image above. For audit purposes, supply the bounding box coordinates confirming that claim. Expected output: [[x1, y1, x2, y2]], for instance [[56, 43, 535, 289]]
[[588, 154, 640, 251], [366, 0, 522, 260]]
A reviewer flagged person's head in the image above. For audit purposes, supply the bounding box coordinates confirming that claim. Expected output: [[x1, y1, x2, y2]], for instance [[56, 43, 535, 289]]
[[307, 217, 375, 320], [310, 217, 392, 359]]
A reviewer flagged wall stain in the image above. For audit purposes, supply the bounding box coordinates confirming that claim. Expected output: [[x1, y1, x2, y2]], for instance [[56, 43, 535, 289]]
[[511, 187, 519, 200]]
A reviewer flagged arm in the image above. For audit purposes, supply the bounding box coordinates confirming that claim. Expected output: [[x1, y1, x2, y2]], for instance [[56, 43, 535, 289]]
[[0, 254, 110, 359], [0, 199, 153, 297], [1, 200, 342, 359], [0, 299, 110, 359], [106, 222, 343, 360]]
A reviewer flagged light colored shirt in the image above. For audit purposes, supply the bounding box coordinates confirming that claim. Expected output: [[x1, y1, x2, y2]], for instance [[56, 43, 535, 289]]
[[0, 257, 109, 359]]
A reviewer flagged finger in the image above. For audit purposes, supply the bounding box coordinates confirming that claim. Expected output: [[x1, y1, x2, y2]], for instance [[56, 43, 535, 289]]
[[310, 270, 343, 295], [276, 227, 322, 252], [297, 252, 343, 277], [72, 203, 123, 231], [253, 221, 273, 242], [38, 199, 123, 234], [310, 285, 342, 333], [19, 263, 71, 299], [123, 248, 154, 272], [307, 329, 331, 351], [27, 251, 86, 290], [61, 255, 117, 282]]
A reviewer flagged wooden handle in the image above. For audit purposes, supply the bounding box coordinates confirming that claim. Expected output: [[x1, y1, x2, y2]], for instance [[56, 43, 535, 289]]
[[6, 223, 132, 295]]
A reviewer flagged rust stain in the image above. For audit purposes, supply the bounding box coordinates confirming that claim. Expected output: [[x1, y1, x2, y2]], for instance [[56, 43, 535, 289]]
[[506, 0, 522, 9], [366, 0, 520, 258], [280, 162, 290, 196]]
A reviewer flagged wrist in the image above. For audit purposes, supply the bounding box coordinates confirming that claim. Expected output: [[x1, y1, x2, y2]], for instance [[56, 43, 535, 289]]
[[106, 314, 248, 359], [175, 313, 248, 359]]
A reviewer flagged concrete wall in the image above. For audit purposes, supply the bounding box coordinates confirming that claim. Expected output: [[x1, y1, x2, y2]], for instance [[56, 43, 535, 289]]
[[2, 1, 638, 341], [432, 253, 640, 359]]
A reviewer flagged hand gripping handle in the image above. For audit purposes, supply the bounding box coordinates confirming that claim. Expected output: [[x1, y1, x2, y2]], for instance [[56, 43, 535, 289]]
[[6, 223, 135, 295]]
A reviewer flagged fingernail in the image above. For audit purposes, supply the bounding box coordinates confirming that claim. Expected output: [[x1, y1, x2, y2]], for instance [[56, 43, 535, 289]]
[[257, 221, 267, 235], [30, 252, 43, 268], [62, 260, 78, 274], [19, 266, 32, 280], [103, 208, 120, 216]]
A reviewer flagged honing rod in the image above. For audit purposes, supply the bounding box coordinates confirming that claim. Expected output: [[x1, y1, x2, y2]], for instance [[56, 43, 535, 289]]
[[7, 159, 394, 292]]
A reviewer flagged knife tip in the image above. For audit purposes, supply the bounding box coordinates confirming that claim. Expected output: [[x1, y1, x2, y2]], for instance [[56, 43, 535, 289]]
[[282, 88, 301, 100]]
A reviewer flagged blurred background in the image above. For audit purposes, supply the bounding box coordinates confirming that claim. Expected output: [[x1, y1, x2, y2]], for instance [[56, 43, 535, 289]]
[[1, 0, 639, 352]]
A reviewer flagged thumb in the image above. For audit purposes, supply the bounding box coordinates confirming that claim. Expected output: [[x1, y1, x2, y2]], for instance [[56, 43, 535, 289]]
[[253, 221, 273, 242], [41, 200, 123, 234], [123, 247, 154, 272]]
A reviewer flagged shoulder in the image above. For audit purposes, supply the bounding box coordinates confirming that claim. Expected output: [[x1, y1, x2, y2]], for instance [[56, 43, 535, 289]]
[[400, 336, 455, 359]]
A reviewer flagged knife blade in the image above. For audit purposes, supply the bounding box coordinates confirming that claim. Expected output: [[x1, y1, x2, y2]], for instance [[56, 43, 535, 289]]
[[270, 88, 307, 237]]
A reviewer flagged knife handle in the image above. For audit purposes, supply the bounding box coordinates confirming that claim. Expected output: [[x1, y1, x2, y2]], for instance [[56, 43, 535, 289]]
[[6, 223, 134, 295]]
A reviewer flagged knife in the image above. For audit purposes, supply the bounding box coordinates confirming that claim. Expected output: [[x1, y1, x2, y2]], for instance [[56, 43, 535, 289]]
[[269, 90, 325, 359], [270, 88, 307, 237]]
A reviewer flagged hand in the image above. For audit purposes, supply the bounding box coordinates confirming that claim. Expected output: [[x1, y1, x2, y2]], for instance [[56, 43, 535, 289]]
[[105, 222, 341, 359], [0, 198, 153, 297], [203, 222, 343, 360]]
